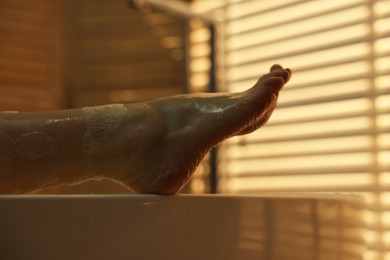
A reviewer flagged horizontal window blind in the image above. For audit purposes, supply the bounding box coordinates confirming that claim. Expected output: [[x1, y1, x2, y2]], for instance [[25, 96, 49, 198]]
[[65, 0, 187, 107], [187, 18, 212, 193], [0, 0, 63, 111], [210, 0, 390, 259]]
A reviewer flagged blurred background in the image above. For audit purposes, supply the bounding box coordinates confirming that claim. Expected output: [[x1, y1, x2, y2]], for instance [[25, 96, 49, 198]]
[[0, 0, 389, 258]]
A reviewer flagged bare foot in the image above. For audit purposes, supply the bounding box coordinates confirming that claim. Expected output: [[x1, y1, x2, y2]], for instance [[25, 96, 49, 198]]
[[0, 64, 291, 194], [106, 64, 292, 194]]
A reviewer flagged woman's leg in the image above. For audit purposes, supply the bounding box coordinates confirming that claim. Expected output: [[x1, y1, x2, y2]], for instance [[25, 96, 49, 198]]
[[0, 64, 291, 194]]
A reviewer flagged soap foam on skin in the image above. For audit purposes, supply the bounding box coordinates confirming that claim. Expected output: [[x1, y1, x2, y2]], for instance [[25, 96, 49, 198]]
[[82, 104, 127, 177], [194, 103, 235, 114], [46, 117, 72, 125]]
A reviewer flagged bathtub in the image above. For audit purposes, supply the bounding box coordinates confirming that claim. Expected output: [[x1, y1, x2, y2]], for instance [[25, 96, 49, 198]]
[[0, 194, 364, 260]]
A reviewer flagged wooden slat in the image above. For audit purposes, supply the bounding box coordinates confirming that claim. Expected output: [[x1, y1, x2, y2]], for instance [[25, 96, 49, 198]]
[[75, 37, 174, 51], [0, 7, 48, 25], [0, 16, 51, 36], [0, 0, 54, 13], [76, 49, 172, 64], [228, 147, 373, 161], [74, 24, 183, 39], [0, 87, 55, 111], [78, 0, 144, 15], [1, 75, 52, 91], [76, 15, 149, 29], [0, 59, 49, 75], [0, 46, 48, 64]]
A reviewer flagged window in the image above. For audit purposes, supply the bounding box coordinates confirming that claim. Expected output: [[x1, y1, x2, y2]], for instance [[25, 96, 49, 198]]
[[194, 0, 390, 258]]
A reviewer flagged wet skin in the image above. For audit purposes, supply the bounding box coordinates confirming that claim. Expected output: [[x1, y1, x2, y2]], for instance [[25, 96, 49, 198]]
[[0, 64, 291, 194]]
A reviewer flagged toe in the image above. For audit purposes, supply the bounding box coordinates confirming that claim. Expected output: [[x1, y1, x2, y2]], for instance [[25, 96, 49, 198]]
[[269, 65, 292, 83], [263, 70, 290, 84], [263, 76, 285, 92], [275, 70, 290, 83], [285, 68, 292, 83], [270, 64, 283, 71]]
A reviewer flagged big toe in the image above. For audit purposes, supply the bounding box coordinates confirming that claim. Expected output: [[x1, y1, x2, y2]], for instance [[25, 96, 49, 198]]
[[262, 77, 285, 93], [269, 64, 292, 83]]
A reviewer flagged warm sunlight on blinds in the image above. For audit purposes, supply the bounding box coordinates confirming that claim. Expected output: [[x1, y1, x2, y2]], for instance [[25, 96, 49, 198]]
[[187, 18, 213, 193], [206, 0, 390, 259]]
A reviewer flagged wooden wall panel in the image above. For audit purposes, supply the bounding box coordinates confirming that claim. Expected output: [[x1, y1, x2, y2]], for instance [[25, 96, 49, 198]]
[[0, 0, 63, 111], [65, 0, 187, 108]]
